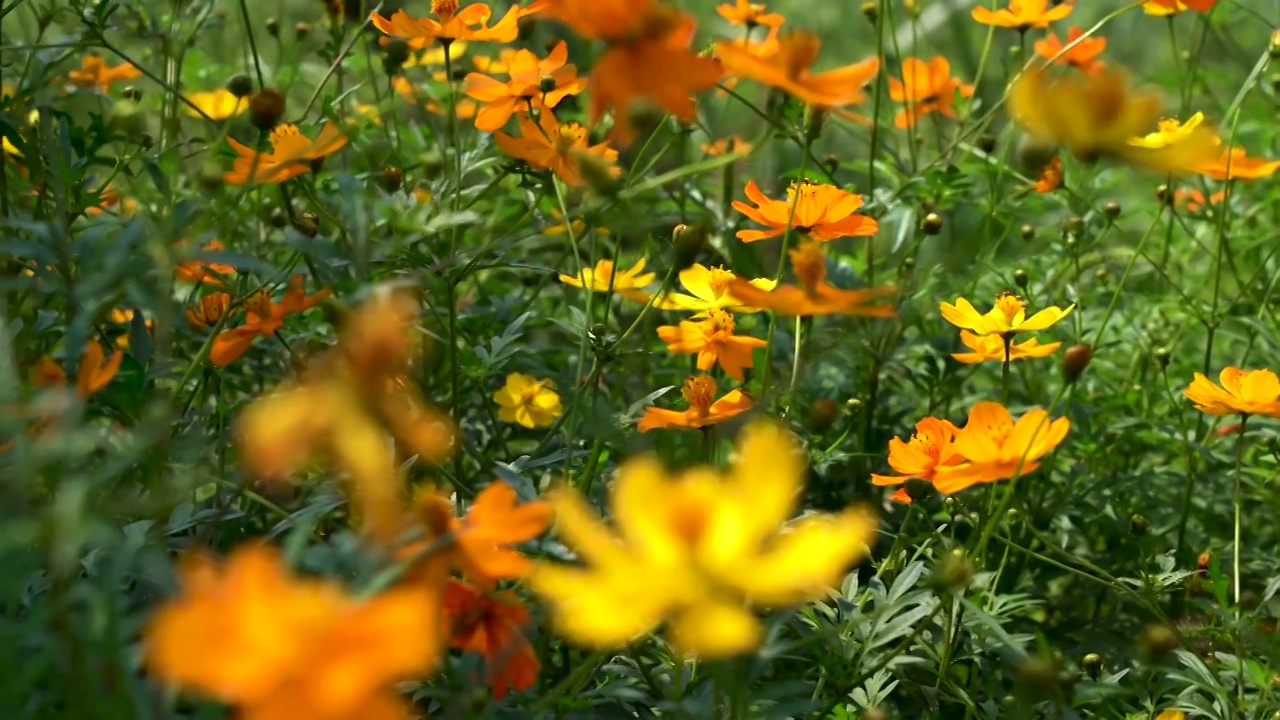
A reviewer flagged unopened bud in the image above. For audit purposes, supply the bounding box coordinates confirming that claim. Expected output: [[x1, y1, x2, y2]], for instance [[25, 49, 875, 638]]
[[295, 21, 311, 39], [249, 88, 286, 131], [921, 212, 943, 235], [1081, 653, 1103, 680], [1137, 624, 1180, 663], [1013, 269, 1029, 289], [383, 38, 412, 72], [1156, 184, 1173, 206], [1154, 347, 1171, 368], [905, 477, 935, 503], [378, 166, 404, 192], [804, 105, 827, 141], [807, 398, 841, 433], [265, 17, 280, 37], [538, 75, 557, 93], [672, 222, 709, 270], [933, 548, 974, 594], [1270, 29, 1280, 59], [861, 0, 877, 22], [1103, 201, 1121, 219], [122, 86, 142, 102], [1062, 344, 1092, 383], [977, 133, 997, 154], [845, 397, 863, 412], [1128, 514, 1148, 536], [293, 210, 319, 237], [227, 74, 253, 98], [1020, 224, 1035, 241]]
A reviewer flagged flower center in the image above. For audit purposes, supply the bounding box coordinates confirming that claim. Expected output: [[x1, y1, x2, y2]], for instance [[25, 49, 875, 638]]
[[244, 289, 273, 318], [707, 266, 735, 298], [993, 291, 1026, 324], [432, 0, 459, 19], [554, 123, 583, 153], [682, 375, 717, 416], [704, 308, 735, 335]]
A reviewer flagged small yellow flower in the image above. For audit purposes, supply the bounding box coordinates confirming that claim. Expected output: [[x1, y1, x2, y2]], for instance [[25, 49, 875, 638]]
[[654, 264, 775, 316], [528, 421, 877, 657], [558, 258, 655, 303], [493, 373, 563, 428], [951, 329, 1061, 364], [1184, 368, 1280, 417], [1129, 112, 1208, 149], [184, 89, 247, 120], [940, 292, 1073, 338]]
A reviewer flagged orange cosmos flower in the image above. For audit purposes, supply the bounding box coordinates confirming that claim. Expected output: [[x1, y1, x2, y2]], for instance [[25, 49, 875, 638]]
[[236, 288, 457, 542], [716, 0, 784, 28], [714, 32, 879, 109], [144, 544, 441, 720], [932, 402, 1071, 493], [726, 242, 897, 317], [1143, 0, 1216, 15], [654, 264, 775, 315], [638, 375, 753, 432], [175, 239, 235, 286], [889, 56, 974, 129], [67, 54, 141, 92], [559, 257, 654, 302], [1175, 187, 1226, 212], [403, 481, 553, 586], [1031, 155, 1063, 192], [1184, 368, 1280, 417], [971, 0, 1072, 29], [442, 579, 539, 699], [733, 179, 877, 242], [463, 41, 587, 131], [32, 341, 123, 398], [493, 110, 617, 185], [224, 122, 348, 185], [539, 0, 722, 142], [1034, 27, 1105, 74], [941, 291, 1072, 338], [83, 184, 138, 217], [702, 135, 753, 156], [1198, 147, 1280, 181], [952, 330, 1061, 364], [210, 275, 329, 366], [871, 417, 965, 502], [656, 309, 768, 381], [185, 293, 233, 330], [371, 0, 545, 50]]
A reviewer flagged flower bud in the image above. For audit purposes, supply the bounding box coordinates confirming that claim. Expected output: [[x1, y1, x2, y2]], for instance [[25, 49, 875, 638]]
[[1062, 343, 1092, 383], [249, 88, 286, 131], [538, 75, 557, 93], [921, 212, 943, 235], [977, 133, 997, 154], [932, 548, 974, 594], [122, 86, 142, 102], [672, 222, 709, 270], [1081, 653, 1103, 680], [294, 21, 312, 39], [265, 17, 280, 37], [804, 105, 827, 142], [1137, 624, 1180, 663], [822, 154, 840, 176], [378, 165, 404, 192], [293, 210, 319, 237], [1153, 347, 1171, 369], [1103, 201, 1121, 220], [1013, 269, 1028, 289], [227, 74, 254, 98], [806, 398, 841, 433], [1020, 224, 1035, 241], [1155, 183, 1173, 206], [1128, 513, 1148, 536], [845, 397, 863, 413], [861, 0, 877, 21], [1270, 29, 1280, 59]]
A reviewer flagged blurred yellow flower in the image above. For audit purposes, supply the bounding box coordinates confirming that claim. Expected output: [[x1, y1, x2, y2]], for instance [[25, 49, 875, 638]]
[[655, 264, 775, 316], [144, 544, 441, 720], [493, 372, 563, 428], [184, 89, 247, 120], [1184, 368, 1280, 417], [1129, 112, 1207, 149], [940, 292, 1072, 338], [558, 258, 655, 302], [529, 421, 877, 657]]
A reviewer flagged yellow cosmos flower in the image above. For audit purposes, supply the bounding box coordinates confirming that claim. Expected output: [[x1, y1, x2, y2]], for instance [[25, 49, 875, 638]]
[[493, 373, 563, 428], [654, 264, 776, 316], [184, 89, 247, 120], [940, 292, 1073, 339], [1129, 111, 1207, 149], [932, 401, 1071, 493], [1184, 368, 1280, 417], [528, 421, 877, 657], [951, 329, 1061, 364], [558, 258, 655, 303]]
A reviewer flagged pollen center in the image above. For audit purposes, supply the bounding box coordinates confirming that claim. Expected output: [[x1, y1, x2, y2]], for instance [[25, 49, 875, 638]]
[[705, 308, 735, 335], [432, 0, 459, 18], [993, 291, 1026, 323], [707, 266, 735, 297], [682, 375, 717, 415]]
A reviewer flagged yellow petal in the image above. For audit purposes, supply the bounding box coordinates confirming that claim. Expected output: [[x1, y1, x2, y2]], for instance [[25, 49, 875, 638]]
[[731, 507, 877, 606], [667, 601, 762, 658]]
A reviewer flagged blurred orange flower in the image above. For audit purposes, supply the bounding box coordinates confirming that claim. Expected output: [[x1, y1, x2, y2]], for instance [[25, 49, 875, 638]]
[[224, 123, 348, 185], [656, 309, 768, 381], [442, 579, 539, 699], [952, 330, 1061, 364], [32, 341, 123, 398], [371, 0, 545, 50], [211, 275, 329, 366], [1198, 147, 1280, 180], [734, 179, 877, 242], [1143, 0, 1216, 15], [638, 374, 753, 432], [727, 242, 897, 317], [558, 258, 654, 302], [463, 41, 586, 131], [971, 0, 1072, 29], [716, 0, 784, 28], [1184, 368, 1280, 417], [83, 184, 138, 217], [185, 293, 233, 330], [714, 32, 879, 109], [702, 135, 753, 156], [872, 417, 965, 502], [175, 239, 235, 286], [1034, 27, 1105, 74], [493, 110, 617, 185], [1032, 155, 1063, 192], [933, 402, 1070, 493], [539, 0, 722, 142], [1175, 187, 1226, 212], [144, 544, 441, 720], [889, 57, 974, 129], [67, 54, 141, 92]]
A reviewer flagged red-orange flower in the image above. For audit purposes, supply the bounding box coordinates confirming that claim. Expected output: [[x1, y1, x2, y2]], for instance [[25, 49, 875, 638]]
[[224, 123, 348, 185], [656, 309, 768, 381], [1034, 27, 1105, 74], [638, 375, 753, 432], [539, 0, 722, 142], [972, 0, 1072, 29], [733, 179, 878, 242], [714, 32, 879, 109], [1031, 155, 1063, 192], [175, 239, 235, 286], [493, 110, 617, 185], [889, 57, 974, 129], [442, 579, 539, 699], [871, 417, 965, 502], [32, 341, 123, 398], [371, 0, 545, 50], [726, 242, 897, 317], [716, 0, 784, 28], [463, 40, 586, 131], [144, 544, 441, 720], [210, 275, 329, 366], [1198, 147, 1280, 180], [1175, 187, 1226, 212], [67, 54, 141, 92]]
